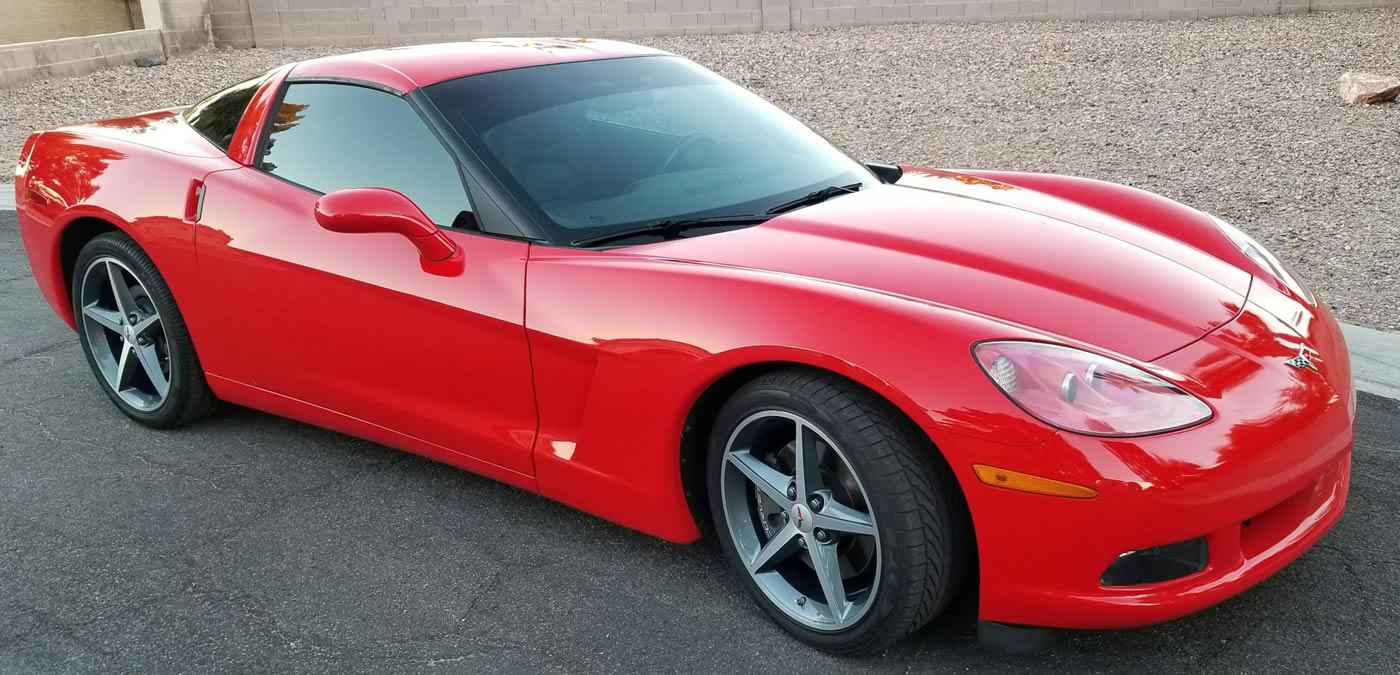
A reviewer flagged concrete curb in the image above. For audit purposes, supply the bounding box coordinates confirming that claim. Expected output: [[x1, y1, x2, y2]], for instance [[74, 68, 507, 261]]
[[1342, 323, 1400, 400], [1, 185, 1396, 399]]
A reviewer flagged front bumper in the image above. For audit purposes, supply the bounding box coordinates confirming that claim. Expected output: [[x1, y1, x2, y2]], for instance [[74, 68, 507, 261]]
[[948, 294, 1355, 630]]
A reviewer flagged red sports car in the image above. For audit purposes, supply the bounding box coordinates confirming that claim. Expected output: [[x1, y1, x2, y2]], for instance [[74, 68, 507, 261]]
[[13, 39, 1353, 655]]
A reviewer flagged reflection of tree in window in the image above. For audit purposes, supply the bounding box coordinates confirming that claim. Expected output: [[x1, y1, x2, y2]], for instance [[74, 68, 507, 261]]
[[260, 103, 308, 173], [185, 74, 269, 152]]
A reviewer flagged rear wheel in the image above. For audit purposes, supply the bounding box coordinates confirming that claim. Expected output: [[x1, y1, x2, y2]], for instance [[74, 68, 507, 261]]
[[707, 368, 967, 655], [71, 232, 217, 428]]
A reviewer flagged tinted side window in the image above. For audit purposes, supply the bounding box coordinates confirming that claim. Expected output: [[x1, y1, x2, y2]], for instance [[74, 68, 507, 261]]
[[260, 83, 472, 227], [185, 74, 267, 152]]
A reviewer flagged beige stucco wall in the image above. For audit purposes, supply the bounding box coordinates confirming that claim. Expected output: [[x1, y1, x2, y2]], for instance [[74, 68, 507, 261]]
[[0, 0, 141, 44]]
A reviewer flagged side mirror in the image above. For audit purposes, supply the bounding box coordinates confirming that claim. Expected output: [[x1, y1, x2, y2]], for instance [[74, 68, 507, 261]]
[[865, 163, 904, 184], [314, 188, 458, 262]]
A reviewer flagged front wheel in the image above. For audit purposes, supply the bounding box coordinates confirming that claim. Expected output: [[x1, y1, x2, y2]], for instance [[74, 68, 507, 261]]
[[71, 232, 217, 428], [707, 369, 967, 655]]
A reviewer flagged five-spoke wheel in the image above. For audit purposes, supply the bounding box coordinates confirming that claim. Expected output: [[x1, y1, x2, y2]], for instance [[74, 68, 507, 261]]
[[72, 232, 217, 428], [79, 257, 171, 411], [721, 411, 881, 630], [708, 369, 967, 655]]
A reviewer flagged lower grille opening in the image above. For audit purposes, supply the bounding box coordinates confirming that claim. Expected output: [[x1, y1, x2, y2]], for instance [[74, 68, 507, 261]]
[[1101, 537, 1209, 587]]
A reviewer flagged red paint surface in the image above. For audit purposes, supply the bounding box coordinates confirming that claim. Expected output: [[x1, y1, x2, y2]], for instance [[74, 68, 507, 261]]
[[290, 38, 667, 90], [313, 187, 458, 261], [12, 43, 1354, 632]]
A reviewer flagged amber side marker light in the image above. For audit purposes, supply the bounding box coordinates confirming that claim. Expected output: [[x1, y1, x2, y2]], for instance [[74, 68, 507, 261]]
[[972, 464, 1098, 499]]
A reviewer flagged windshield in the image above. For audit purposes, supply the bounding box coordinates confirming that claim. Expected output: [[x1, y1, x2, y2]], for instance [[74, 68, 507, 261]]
[[424, 56, 877, 245]]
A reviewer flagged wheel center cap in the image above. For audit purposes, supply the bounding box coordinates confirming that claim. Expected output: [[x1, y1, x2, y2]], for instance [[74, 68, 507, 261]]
[[790, 503, 813, 533], [123, 325, 136, 342]]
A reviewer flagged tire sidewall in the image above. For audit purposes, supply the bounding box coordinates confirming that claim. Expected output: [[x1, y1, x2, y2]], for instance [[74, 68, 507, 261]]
[[71, 233, 195, 428], [706, 380, 937, 654]]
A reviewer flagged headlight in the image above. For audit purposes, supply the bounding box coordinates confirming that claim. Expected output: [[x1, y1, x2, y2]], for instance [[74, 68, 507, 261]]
[[973, 341, 1212, 437], [1211, 215, 1314, 305]]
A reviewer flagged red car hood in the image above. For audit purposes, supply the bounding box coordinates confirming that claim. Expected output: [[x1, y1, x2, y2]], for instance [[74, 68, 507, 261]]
[[637, 183, 1251, 362]]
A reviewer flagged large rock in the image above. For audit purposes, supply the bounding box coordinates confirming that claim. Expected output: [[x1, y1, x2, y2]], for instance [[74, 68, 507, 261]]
[[1338, 72, 1400, 105]]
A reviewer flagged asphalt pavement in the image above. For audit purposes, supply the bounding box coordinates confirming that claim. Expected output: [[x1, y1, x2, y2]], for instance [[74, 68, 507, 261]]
[[2, 211, 1397, 673]]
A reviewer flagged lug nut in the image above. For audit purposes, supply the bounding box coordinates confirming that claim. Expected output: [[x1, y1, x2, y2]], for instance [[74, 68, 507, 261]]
[[814, 529, 830, 543], [798, 537, 808, 549], [136, 336, 148, 346], [129, 313, 139, 324], [809, 495, 824, 510], [785, 483, 797, 500]]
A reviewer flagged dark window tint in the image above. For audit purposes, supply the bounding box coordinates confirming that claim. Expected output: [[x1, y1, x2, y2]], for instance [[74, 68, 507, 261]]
[[185, 73, 267, 152], [259, 83, 472, 227], [423, 56, 874, 245]]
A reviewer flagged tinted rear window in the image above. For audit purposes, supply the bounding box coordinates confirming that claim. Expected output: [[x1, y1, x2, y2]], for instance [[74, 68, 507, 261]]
[[185, 73, 268, 152]]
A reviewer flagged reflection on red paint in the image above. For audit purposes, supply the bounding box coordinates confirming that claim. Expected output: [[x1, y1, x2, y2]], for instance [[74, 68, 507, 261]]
[[10, 49, 1355, 639]]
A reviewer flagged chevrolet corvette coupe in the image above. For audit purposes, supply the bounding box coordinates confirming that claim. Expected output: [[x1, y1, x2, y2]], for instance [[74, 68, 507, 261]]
[[14, 39, 1353, 655]]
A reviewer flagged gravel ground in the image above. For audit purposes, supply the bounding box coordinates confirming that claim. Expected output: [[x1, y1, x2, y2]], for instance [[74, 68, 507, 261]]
[[2, 9, 1397, 328]]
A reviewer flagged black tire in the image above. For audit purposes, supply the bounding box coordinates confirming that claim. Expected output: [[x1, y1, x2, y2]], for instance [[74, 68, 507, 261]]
[[71, 231, 217, 428], [706, 367, 968, 655]]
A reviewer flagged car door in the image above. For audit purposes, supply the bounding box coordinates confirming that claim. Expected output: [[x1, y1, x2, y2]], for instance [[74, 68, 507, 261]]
[[193, 81, 538, 479]]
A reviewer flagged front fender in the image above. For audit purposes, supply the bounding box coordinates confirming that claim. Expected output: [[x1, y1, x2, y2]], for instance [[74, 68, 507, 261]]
[[525, 249, 1057, 542]]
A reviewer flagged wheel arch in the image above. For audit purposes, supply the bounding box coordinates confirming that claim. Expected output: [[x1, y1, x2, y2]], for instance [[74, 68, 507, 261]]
[[678, 358, 973, 544], [58, 216, 124, 318], [47, 206, 203, 357], [678, 361, 789, 531], [50, 211, 134, 329]]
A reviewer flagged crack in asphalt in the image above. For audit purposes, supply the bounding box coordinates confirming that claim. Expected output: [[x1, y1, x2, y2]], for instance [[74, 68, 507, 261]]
[[0, 391, 68, 414], [0, 340, 71, 368], [11, 601, 115, 661], [1196, 613, 1274, 667], [206, 453, 414, 547], [464, 566, 506, 618], [19, 409, 230, 494], [0, 517, 173, 663], [1315, 541, 1400, 619], [159, 548, 341, 658]]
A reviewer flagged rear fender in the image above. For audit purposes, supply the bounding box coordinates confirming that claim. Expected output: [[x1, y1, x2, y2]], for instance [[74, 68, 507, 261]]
[[17, 130, 235, 346]]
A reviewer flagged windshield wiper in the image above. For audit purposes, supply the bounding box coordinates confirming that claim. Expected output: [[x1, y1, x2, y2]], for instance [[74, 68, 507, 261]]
[[571, 214, 771, 248], [766, 183, 863, 215]]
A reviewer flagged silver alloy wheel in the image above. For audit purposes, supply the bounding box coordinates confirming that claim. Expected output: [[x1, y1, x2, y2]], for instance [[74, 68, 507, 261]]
[[720, 411, 881, 631], [78, 256, 171, 411]]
